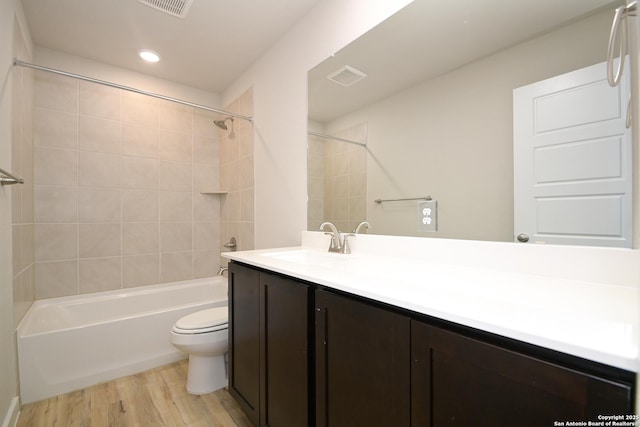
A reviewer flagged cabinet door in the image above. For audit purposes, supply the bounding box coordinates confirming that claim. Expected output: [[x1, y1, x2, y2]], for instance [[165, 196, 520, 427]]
[[411, 321, 633, 427], [229, 262, 261, 426], [260, 272, 311, 427], [315, 289, 411, 427]]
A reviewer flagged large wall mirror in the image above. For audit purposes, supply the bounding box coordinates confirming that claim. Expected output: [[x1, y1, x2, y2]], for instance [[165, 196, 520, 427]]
[[307, 0, 632, 246]]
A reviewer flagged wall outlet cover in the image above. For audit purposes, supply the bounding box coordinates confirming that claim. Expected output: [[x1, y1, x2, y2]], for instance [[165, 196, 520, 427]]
[[418, 200, 437, 232]]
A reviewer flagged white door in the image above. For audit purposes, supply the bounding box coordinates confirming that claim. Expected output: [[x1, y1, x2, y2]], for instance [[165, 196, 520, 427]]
[[513, 61, 632, 247]]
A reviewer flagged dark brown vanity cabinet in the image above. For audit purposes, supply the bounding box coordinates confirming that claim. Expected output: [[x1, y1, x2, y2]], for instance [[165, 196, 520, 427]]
[[229, 262, 261, 425], [411, 320, 634, 426], [315, 289, 411, 427], [230, 262, 635, 427], [229, 262, 312, 427]]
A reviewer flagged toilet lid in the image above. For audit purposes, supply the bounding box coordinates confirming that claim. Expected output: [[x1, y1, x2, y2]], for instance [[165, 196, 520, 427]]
[[174, 307, 228, 331]]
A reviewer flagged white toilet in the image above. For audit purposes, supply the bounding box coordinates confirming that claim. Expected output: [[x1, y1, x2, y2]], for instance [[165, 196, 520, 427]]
[[170, 307, 229, 395]]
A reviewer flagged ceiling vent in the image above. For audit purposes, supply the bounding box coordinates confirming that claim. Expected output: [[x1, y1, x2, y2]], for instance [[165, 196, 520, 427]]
[[138, 0, 194, 18], [326, 65, 367, 87]]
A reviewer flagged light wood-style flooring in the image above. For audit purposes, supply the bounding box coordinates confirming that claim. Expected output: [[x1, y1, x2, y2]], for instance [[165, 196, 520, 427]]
[[17, 359, 253, 427]]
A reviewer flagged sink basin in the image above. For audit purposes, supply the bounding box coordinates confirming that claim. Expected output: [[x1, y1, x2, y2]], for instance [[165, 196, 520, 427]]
[[260, 249, 350, 270]]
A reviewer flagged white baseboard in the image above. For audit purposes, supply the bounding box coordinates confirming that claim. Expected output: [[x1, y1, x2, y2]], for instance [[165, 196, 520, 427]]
[[1, 396, 19, 427]]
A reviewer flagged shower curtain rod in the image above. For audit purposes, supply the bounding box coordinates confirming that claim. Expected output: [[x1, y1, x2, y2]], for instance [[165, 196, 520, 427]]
[[13, 59, 253, 122], [307, 130, 366, 147]]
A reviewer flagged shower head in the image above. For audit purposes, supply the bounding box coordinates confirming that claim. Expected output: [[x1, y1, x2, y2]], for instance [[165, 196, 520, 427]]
[[213, 117, 232, 130], [214, 117, 235, 138]]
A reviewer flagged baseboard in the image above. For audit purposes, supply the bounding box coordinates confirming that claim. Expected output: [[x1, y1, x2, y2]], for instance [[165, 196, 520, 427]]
[[1, 396, 19, 427]]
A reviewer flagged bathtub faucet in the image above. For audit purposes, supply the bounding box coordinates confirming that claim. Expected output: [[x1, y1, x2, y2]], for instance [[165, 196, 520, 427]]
[[217, 266, 228, 276]]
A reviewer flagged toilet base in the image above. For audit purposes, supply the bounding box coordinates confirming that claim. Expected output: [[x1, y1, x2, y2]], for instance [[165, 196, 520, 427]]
[[186, 353, 227, 395]]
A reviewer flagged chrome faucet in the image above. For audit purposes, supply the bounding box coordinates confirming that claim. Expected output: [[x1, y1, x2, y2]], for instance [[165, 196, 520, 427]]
[[320, 222, 354, 254], [217, 266, 229, 276], [354, 221, 370, 234], [320, 222, 342, 252]]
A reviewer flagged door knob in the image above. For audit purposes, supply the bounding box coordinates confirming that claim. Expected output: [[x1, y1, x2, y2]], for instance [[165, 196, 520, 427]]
[[517, 233, 529, 243]]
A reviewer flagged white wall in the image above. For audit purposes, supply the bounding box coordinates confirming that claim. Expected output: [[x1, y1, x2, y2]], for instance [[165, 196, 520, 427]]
[[222, 0, 413, 249], [1, 0, 22, 424]]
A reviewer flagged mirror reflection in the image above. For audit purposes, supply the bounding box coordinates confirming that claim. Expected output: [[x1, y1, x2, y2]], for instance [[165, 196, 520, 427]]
[[307, 0, 629, 245]]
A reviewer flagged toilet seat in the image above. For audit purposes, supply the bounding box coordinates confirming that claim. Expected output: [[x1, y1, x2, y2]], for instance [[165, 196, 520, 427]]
[[172, 307, 228, 334]]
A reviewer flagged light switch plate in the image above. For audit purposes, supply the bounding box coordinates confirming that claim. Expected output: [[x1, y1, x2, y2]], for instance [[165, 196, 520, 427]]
[[418, 200, 437, 232]]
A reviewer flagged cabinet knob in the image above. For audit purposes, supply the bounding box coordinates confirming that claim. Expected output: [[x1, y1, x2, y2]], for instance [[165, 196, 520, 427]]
[[517, 233, 529, 243]]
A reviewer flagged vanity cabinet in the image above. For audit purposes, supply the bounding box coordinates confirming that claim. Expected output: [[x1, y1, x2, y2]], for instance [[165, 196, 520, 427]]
[[229, 262, 261, 424], [411, 321, 633, 426], [315, 289, 411, 427], [229, 261, 634, 427], [229, 262, 312, 427]]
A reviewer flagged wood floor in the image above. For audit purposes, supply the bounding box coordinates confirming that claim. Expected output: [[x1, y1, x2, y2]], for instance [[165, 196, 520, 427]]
[[17, 359, 253, 427]]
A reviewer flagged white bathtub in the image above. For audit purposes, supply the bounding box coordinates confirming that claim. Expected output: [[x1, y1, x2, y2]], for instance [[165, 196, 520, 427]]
[[17, 276, 228, 404]]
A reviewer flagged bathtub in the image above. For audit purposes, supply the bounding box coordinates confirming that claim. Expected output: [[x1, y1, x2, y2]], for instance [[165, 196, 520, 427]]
[[17, 276, 228, 404]]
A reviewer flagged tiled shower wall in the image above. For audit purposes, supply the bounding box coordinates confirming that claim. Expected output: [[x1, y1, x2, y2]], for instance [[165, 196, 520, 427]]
[[220, 90, 254, 257], [12, 23, 35, 325], [32, 71, 227, 299], [307, 123, 367, 233]]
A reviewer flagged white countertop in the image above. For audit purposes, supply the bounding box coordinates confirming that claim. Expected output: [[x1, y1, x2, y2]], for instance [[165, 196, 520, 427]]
[[223, 239, 638, 372]]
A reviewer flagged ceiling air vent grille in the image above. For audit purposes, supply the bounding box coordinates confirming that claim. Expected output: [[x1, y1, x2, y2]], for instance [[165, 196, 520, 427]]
[[138, 0, 194, 18], [326, 65, 368, 87]]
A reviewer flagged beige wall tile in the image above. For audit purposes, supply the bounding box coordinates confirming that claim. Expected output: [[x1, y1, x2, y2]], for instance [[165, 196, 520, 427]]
[[35, 260, 78, 299], [193, 164, 218, 192], [193, 250, 218, 278], [12, 226, 22, 275], [193, 135, 218, 165], [123, 189, 158, 222], [238, 124, 253, 159], [35, 223, 77, 261], [78, 187, 121, 222], [21, 224, 35, 270], [34, 147, 77, 186], [35, 185, 78, 223], [123, 123, 158, 158], [79, 116, 122, 154], [79, 81, 121, 120], [239, 222, 255, 251], [35, 108, 78, 149], [79, 151, 122, 188], [79, 257, 121, 293], [225, 161, 240, 191], [122, 156, 159, 190], [21, 183, 34, 223], [160, 252, 192, 283], [160, 161, 192, 192], [194, 193, 219, 221], [79, 223, 121, 258], [159, 129, 192, 162], [123, 254, 159, 287], [29, 81, 246, 299], [123, 91, 157, 126], [159, 101, 192, 133], [123, 222, 159, 255], [35, 72, 77, 113], [193, 221, 219, 251], [159, 191, 192, 222], [160, 222, 192, 252], [223, 191, 240, 221], [193, 110, 217, 139], [241, 188, 254, 222]]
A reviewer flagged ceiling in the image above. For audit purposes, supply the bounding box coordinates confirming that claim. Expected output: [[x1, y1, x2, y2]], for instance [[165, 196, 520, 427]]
[[21, 0, 321, 93]]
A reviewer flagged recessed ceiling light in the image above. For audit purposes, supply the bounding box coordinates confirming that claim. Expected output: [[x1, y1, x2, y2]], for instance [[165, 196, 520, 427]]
[[138, 49, 160, 63]]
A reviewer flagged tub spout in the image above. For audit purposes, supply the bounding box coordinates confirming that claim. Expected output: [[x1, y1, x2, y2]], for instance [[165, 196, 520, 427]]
[[217, 266, 228, 276]]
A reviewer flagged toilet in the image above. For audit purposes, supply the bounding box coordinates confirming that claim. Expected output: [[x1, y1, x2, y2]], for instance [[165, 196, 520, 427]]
[[170, 307, 229, 395]]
